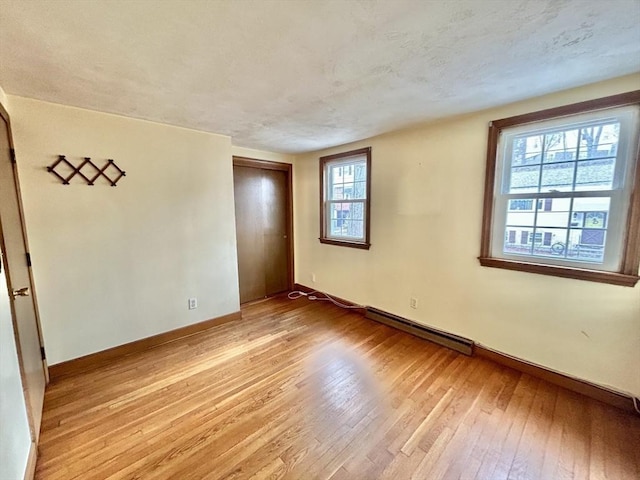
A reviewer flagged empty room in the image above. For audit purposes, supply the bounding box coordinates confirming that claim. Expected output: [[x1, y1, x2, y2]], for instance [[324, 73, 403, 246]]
[[1, 1, 639, 479]]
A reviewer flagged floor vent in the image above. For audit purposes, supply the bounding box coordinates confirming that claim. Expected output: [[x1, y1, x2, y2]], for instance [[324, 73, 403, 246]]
[[365, 307, 474, 356]]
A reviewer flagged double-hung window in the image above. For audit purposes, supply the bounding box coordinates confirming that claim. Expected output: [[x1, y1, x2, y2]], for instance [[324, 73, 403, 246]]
[[320, 147, 371, 249], [479, 92, 640, 286]]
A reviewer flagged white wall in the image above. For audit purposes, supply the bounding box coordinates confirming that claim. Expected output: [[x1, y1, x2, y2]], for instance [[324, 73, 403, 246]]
[[294, 74, 640, 397], [0, 87, 32, 480], [9, 96, 240, 365]]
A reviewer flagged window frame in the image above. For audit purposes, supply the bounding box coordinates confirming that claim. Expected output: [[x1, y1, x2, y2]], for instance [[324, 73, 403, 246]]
[[319, 147, 372, 249], [479, 91, 640, 287]]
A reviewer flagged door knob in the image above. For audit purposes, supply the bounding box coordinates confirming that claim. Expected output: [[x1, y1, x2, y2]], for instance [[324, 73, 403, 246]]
[[12, 287, 29, 298]]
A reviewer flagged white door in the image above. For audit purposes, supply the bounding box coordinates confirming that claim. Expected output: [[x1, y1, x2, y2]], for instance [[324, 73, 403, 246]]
[[0, 107, 47, 441]]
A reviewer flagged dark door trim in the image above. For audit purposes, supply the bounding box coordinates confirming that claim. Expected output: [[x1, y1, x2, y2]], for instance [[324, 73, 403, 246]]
[[232, 156, 294, 294]]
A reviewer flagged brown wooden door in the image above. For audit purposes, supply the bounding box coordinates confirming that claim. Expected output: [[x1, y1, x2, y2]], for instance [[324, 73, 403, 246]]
[[0, 108, 47, 441], [233, 159, 292, 304]]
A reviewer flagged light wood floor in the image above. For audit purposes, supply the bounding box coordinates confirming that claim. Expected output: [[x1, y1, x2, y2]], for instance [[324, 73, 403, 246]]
[[36, 296, 640, 479]]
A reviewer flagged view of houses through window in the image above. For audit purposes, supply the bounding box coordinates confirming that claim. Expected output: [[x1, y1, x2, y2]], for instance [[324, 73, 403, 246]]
[[504, 197, 609, 263], [327, 161, 367, 239], [501, 119, 619, 265]]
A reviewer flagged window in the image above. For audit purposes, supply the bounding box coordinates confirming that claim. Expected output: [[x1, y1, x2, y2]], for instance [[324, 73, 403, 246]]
[[320, 147, 371, 249], [479, 91, 640, 286]]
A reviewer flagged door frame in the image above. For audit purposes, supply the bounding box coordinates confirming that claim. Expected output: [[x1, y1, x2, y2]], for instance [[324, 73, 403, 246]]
[[0, 102, 48, 437], [232, 156, 294, 294]]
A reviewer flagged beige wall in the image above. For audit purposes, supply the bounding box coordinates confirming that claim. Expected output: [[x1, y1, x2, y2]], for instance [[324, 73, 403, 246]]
[[9, 96, 240, 365], [294, 74, 640, 397]]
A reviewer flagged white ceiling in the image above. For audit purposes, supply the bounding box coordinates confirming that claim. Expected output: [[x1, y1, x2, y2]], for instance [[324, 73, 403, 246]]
[[1, 0, 639, 153]]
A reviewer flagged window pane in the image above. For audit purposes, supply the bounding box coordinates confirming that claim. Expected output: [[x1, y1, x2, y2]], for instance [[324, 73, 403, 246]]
[[331, 185, 343, 200], [584, 211, 607, 229], [573, 197, 610, 227], [574, 158, 615, 191], [354, 163, 367, 181], [540, 162, 575, 192], [578, 123, 619, 160], [352, 202, 364, 221], [337, 220, 363, 240], [566, 229, 606, 263], [506, 211, 535, 226], [504, 227, 534, 255], [533, 228, 568, 258], [509, 165, 540, 192], [543, 129, 579, 163], [512, 135, 543, 166], [535, 197, 570, 228], [536, 211, 569, 228], [353, 181, 366, 199]]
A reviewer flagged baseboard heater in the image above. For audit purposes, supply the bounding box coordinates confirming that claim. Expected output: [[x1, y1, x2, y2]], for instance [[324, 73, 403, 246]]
[[365, 307, 474, 356]]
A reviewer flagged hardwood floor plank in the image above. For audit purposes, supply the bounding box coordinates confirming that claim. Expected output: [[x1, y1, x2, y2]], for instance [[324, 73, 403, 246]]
[[538, 388, 571, 480], [35, 296, 640, 480], [506, 380, 558, 480]]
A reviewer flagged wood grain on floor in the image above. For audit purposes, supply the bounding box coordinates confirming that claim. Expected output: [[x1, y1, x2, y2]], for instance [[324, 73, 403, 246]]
[[36, 296, 640, 479]]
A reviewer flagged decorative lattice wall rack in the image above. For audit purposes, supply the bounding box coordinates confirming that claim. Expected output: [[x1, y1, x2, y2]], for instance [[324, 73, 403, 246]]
[[47, 155, 126, 186]]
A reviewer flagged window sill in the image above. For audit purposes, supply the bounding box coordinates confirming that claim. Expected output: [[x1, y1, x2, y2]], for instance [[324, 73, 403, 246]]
[[319, 238, 371, 250], [478, 257, 639, 287]]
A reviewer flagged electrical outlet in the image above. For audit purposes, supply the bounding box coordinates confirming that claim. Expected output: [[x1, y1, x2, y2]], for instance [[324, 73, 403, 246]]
[[311, 273, 316, 283], [188, 298, 198, 310], [410, 297, 418, 309]]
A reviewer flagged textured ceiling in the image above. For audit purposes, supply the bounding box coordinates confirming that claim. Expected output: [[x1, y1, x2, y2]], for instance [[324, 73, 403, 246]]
[[1, 0, 639, 153]]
